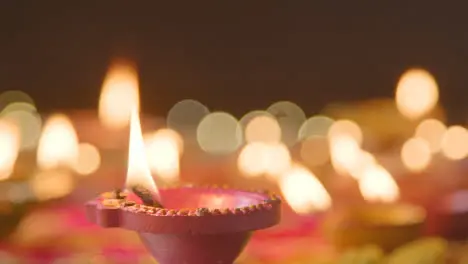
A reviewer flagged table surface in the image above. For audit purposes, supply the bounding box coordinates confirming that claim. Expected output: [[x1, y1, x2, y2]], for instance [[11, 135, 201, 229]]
[[1, 204, 467, 264]]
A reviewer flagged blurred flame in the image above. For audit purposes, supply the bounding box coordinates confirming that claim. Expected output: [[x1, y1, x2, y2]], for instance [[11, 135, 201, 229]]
[[401, 137, 432, 172], [99, 62, 139, 129], [237, 142, 291, 179], [329, 134, 362, 175], [37, 114, 79, 170], [395, 68, 439, 120], [263, 143, 292, 178], [0, 120, 19, 180], [1, 108, 42, 151], [358, 164, 399, 203], [414, 119, 447, 153], [145, 129, 182, 183], [348, 151, 377, 180], [441, 125, 468, 160], [31, 171, 74, 201], [126, 108, 157, 194], [280, 164, 332, 214], [74, 143, 101, 176], [238, 142, 268, 177], [328, 119, 363, 146]]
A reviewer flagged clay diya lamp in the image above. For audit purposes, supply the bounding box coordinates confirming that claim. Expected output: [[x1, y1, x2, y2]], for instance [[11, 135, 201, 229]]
[[325, 203, 426, 252], [86, 185, 281, 264]]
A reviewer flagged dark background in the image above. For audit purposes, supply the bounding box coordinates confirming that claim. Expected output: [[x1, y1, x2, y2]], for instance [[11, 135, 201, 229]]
[[0, 2, 467, 122]]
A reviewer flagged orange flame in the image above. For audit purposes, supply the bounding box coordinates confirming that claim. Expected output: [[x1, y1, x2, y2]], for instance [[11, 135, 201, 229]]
[[279, 164, 332, 214], [99, 61, 139, 129], [358, 164, 399, 203], [126, 107, 157, 194], [0, 120, 19, 180], [36, 114, 79, 170], [237, 142, 291, 179]]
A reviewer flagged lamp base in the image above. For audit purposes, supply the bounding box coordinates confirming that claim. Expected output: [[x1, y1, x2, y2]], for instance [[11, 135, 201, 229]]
[[140, 232, 251, 264]]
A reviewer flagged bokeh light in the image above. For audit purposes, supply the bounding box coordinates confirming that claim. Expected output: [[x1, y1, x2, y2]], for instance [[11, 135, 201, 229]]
[[348, 151, 377, 180], [1, 102, 37, 114], [0, 90, 36, 110], [30, 171, 74, 201], [145, 128, 182, 182], [37, 114, 79, 170], [263, 142, 292, 178], [280, 164, 332, 214], [167, 99, 210, 142], [126, 108, 158, 193], [329, 134, 362, 175], [238, 142, 268, 177], [401, 137, 432, 172], [395, 68, 439, 120], [441, 125, 468, 160], [74, 143, 101, 176], [358, 164, 399, 203], [1, 109, 42, 151], [238, 142, 291, 179], [298, 115, 334, 140], [99, 61, 139, 129], [266, 101, 306, 146], [245, 115, 281, 144], [0, 120, 19, 180], [328, 119, 363, 146], [240, 110, 273, 127], [300, 136, 330, 167], [197, 112, 242, 154], [414, 118, 447, 153]]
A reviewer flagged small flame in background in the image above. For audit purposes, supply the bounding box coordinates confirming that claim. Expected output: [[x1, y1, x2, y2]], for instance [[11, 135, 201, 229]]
[[358, 163, 400, 203], [279, 164, 332, 214], [395, 68, 439, 120], [238, 113, 291, 179], [0, 120, 19, 180], [75, 143, 101, 176], [99, 61, 139, 129], [237, 142, 291, 179], [33, 114, 79, 201], [329, 134, 362, 176], [36, 114, 79, 170], [126, 108, 158, 194], [145, 129, 182, 183]]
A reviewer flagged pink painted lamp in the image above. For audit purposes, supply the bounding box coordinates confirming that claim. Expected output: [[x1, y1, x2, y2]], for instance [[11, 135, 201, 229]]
[[85, 109, 281, 264]]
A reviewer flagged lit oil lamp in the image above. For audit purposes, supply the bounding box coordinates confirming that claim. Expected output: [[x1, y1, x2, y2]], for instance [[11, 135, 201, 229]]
[[86, 108, 281, 264], [326, 162, 426, 251]]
